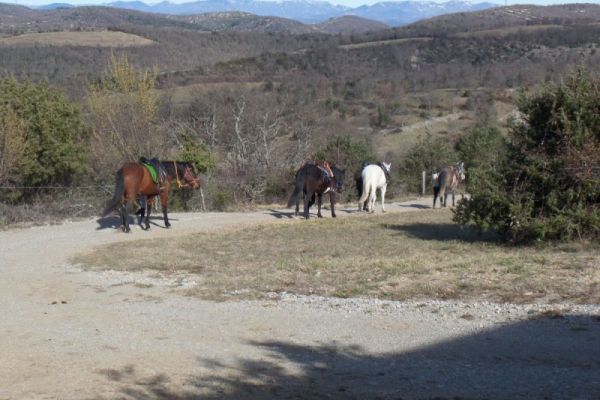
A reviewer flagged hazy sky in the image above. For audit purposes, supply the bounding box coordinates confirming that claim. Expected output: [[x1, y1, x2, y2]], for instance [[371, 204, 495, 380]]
[[10, 0, 600, 10]]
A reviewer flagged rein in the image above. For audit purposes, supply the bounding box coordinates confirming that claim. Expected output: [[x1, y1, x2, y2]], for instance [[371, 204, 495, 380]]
[[172, 161, 199, 189], [173, 161, 186, 189]]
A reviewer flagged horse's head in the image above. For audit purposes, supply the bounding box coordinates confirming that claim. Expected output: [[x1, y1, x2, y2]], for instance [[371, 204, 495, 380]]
[[183, 162, 201, 189], [380, 162, 392, 181], [332, 166, 345, 193], [170, 161, 201, 189]]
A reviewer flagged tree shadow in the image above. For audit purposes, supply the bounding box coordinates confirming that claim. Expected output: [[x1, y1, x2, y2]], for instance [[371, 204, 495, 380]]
[[386, 222, 499, 243], [93, 314, 600, 399], [398, 203, 431, 210]]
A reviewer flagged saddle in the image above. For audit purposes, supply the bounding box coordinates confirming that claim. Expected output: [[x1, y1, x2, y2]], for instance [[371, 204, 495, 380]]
[[315, 160, 335, 192], [140, 157, 167, 191]]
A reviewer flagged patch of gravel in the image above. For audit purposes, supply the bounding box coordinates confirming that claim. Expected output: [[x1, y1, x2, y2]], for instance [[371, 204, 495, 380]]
[[3, 200, 599, 400]]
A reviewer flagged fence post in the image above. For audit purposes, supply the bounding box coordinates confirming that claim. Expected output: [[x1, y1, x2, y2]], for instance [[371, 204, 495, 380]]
[[200, 187, 206, 212], [422, 170, 426, 196]]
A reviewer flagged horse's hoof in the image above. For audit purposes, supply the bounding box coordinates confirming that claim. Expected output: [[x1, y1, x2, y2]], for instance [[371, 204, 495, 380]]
[[332, 214, 337, 218], [317, 215, 323, 219]]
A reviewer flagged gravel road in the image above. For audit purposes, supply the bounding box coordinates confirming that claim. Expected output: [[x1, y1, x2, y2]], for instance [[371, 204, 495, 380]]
[[1, 198, 599, 400]]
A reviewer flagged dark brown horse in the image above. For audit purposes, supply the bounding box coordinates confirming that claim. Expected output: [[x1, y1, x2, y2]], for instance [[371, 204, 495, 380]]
[[102, 160, 200, 232], [287, 163, 345, 219]]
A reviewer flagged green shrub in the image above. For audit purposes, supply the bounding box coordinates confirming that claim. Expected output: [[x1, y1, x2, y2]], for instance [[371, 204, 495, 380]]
[[0, 78, 87, 199], [398, 133, 457, 193], [455, 70, 600, 242]]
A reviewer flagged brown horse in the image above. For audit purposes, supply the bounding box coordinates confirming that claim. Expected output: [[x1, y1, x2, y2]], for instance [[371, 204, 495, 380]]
[[287, 163, 345, 219], [102, 160, 200, 232], [433, 162, 465, 208]]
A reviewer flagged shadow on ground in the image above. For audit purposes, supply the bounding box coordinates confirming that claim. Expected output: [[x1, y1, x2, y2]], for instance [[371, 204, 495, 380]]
[[96, 214, 178, 231], [94, 314, 600, 399], [386, 221, 498, 243]]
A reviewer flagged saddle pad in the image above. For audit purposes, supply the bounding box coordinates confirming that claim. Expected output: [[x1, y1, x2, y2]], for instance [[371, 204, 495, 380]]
[[142, 162, 159, 184]]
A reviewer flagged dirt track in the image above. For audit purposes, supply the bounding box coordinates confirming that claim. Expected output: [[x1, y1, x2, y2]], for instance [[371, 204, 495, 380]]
[[1, 199, 599, 399]]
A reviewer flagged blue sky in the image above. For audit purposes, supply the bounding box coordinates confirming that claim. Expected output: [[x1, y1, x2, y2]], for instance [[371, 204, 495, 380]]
[[10, 0, 600, 9]]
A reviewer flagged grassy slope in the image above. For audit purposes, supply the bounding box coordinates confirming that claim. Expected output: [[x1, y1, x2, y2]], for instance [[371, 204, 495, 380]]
[[0, 31, 156, 47], [74, 210, 600, 304]]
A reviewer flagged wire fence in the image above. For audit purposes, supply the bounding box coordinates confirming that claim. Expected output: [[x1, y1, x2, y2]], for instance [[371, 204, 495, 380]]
[[0, 184, 207, 226]]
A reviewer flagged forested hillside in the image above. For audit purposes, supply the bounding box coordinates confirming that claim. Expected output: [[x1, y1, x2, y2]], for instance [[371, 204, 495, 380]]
[[0, 3, 598, 229]]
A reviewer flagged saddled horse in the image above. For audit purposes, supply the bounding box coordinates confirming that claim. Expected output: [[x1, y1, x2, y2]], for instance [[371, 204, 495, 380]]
[[358, 162, 391, 213], [101, 160, 200, 232], [433, 161, 465, 208], [287, 163, 345, 219]]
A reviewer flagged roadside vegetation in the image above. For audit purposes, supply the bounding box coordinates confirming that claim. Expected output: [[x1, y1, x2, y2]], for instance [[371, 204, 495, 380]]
[[73, 210, 600, 303], [1, 5, 599, 244]]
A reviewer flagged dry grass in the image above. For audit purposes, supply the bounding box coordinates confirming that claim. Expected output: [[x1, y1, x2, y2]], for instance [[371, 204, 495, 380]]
[[0, 31, 155, 47], [74, 210, 600, 303], [452, 24, 565, 38], [339, 37, 432, 50]]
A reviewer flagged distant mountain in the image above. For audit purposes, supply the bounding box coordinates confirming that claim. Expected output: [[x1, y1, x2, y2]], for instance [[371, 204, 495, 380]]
[[103, 0, 499, 25], [108, 0, 350, 24], [173, 11, 321, 33], [34, 3, 75, 10], [316, 15, 389, 34], [348, 0, 497, 26]]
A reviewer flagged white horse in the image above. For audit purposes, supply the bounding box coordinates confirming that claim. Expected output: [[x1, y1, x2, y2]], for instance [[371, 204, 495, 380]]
[[358, 162, 391, 213]]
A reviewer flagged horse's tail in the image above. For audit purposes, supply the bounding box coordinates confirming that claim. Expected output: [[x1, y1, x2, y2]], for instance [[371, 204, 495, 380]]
[[355, 175, 363, 199], [358, 171, 370, 204], [102, 168, 124, 217], [287, 169, 304, 208]]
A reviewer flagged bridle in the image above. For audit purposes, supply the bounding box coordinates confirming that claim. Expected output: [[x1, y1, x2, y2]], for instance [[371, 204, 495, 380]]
[[173, 161, 200, 189], [380, 163, 391, 181]]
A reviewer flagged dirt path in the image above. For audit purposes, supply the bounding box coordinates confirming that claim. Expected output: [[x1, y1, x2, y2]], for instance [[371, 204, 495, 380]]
[[1, 199, 599, 400]]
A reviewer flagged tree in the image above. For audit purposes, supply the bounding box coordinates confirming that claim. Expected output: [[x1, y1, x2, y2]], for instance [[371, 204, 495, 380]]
[[455, 70, 600, 242], [87, 53, 162, 180], [456, 126, 507, 171], [315, 135, 375, 172], [0, 108, 27, 188], [0, 78, 87, 193], [398, 133, 457, 193]]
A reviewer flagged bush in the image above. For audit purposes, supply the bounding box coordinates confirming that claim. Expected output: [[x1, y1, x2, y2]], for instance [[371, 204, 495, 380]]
[[0, 78, 87, 200], [398, 133, 457, 193], [455, 70, 600, 242], [456, 126, 508, 171]]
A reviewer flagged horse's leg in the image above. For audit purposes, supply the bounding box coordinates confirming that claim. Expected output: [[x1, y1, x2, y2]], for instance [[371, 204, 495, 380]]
[[381, 184, 387, 213], [451, 189, 456, 207], [317, 193, 323, 218], [159, 191, 170, 228], [303, 190, 311, 219], [143, 196, 154, 230], [122, 191, 136, 233], [136, 196, 146, 226], [330, 192, 336, 218], [369, 183, 376, 213]]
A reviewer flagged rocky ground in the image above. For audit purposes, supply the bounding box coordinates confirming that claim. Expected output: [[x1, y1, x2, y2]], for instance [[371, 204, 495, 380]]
[[1, 199, 599, 399]]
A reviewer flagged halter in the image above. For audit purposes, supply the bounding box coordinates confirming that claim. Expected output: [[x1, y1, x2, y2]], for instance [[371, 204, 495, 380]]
[[379, 162, 391, 181], [172, 161, 199, 189]]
